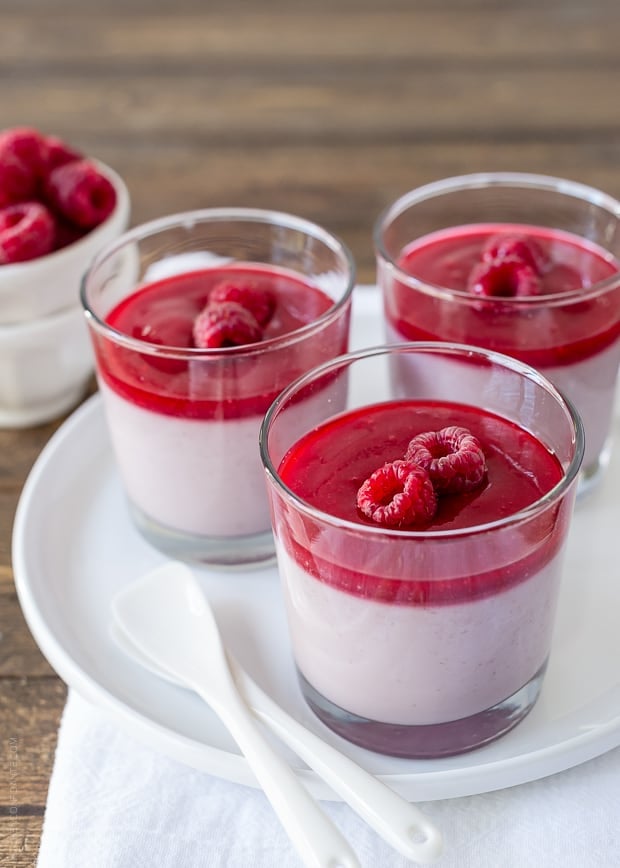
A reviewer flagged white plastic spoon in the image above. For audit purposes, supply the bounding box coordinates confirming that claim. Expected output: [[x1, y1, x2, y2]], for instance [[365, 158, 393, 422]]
[[111, 562, 443, 865], [112, 561, 360, 868]]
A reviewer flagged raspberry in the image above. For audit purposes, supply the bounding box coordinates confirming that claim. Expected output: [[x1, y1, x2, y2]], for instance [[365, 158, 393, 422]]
[[135, 312, 194, 349], [405, 426, 487, 494], [45, 159, 117, 228], [44, 134, 83, 171], [209, 280, 276, 327], [0, 201, 56, 264], [53, 217, 87, 252], [193, 301, 263, 348], [468, 255, 541, 298], [482, 233, 550, 275], [0, 127, 48, 205], [357, 460, 437, 528]]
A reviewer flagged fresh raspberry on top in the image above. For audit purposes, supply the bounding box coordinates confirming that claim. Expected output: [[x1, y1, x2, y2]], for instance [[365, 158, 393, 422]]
[[209, 280, 276, 327], [45, 159, 117, 228], [482, 233, 551, 275], [193, 301, 263, 348], [467, 255, 542, 298], [357, 460, 437, 528], [405, 426, 487, 494], [0, 127, 48, 205], [0, 201, 56, 264], [44, 134, 83, 172]]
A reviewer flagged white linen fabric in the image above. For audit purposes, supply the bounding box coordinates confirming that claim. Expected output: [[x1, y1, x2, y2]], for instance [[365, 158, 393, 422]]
[[37, 690, 620, 868]]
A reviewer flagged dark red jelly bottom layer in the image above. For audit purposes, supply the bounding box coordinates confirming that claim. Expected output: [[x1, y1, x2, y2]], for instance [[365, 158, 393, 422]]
[[298, 661, 547, 758]]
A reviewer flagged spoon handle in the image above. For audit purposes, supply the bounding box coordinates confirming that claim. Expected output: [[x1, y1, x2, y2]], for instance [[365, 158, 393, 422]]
[[232, 659, 443, 865], [191, 652, 361, 868]]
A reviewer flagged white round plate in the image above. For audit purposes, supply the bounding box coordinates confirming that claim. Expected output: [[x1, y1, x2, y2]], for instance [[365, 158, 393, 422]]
[[12, 289, 620, 802]]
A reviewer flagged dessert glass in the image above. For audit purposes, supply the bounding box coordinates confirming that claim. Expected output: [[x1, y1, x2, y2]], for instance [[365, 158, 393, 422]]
[[260, 343, 584, 758], [375, 173, 620, 492], [81, 208, 355, 568]]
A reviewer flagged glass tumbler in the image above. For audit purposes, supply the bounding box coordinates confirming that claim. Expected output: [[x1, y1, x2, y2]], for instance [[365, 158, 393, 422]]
[[261, 343, 583, 757], [375, 173, 620, 491], [81, 208, 355, 568]]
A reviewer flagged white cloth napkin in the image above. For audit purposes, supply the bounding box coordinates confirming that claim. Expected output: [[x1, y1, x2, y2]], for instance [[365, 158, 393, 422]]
[[37, 690, 620, 868]]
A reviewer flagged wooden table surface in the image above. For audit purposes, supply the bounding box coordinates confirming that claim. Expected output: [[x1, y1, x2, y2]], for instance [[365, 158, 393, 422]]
[[2, 0, 620, 863]]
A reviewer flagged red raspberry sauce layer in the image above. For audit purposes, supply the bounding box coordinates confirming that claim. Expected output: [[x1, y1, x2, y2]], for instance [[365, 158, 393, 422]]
[[276, 400, 568, 606], [95, 265, 340, 419], [387, 223, 620, 367]]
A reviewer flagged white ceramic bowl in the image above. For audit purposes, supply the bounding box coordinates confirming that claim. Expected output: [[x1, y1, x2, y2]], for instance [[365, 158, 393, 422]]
[[0, 161, 131, 325], [0, 301, 96, 427]]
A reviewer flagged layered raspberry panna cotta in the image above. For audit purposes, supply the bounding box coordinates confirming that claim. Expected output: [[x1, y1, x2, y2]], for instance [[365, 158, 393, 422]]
[[94, 265, 346, 552], [383, 224, 620, 475], [273, 399, 573, 757]]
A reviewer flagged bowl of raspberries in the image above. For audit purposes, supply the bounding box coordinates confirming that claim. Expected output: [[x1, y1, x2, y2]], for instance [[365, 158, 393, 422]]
[[0, 126, 130, 426]]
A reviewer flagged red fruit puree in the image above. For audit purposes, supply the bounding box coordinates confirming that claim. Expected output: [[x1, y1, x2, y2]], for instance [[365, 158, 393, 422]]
[[97, 264, 337, 419], [387, 223, 620, 367], [277, 399, 564, 606]]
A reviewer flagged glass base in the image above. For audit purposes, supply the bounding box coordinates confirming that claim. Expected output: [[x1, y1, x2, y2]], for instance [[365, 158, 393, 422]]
[[129, 501, 277, 570], [298, 661, 548, 759], [577, 441, 612, 499]]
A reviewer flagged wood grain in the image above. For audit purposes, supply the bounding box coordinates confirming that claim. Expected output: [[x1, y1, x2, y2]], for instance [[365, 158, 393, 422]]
[[1, 0, 619, 861]]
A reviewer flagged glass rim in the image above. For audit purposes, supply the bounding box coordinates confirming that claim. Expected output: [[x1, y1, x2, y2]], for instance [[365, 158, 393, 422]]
[[373, 172, 620, 305], [80, 206, 356, 358], [259, 341, 585, 540]]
